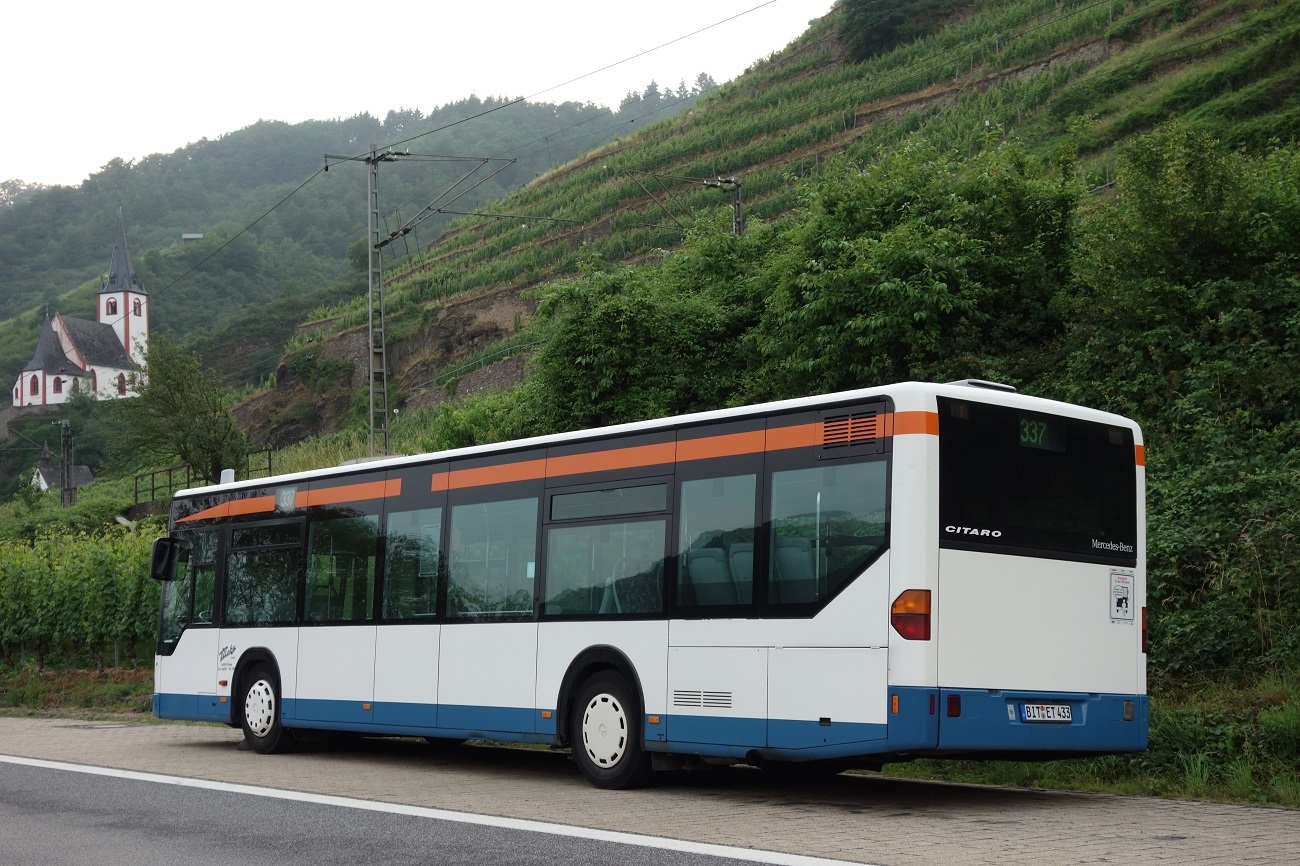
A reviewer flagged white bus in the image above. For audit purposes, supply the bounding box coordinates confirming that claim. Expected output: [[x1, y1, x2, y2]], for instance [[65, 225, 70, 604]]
[[151, 380, 1147, 788]]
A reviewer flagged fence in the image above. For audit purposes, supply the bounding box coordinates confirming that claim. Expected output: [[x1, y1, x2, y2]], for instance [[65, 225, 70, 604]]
[[133, 449, 273, 506]]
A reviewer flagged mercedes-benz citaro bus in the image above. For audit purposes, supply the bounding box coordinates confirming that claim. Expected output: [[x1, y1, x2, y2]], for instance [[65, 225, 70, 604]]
[[150, 380, 1147, 788]]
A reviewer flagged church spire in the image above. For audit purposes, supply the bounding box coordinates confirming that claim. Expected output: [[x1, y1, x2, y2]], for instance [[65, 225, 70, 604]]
[[100, 208, 146, 295]]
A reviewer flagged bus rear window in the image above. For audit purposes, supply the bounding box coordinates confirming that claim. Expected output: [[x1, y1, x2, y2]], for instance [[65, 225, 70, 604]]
[[938, 397, 1138, 565]]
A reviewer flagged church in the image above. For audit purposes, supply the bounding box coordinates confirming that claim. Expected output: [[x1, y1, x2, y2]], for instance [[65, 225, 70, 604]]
[[11, 212, 150, 407]]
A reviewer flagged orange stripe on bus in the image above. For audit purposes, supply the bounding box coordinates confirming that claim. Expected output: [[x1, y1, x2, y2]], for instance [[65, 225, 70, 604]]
[[447, 458, 548, 490], [891, 411, 939, 436], [677, 430, 766, 461], [765, 422, 819, 452], [228, 496, 277, 516], [175, 495, 276, 523], [547, 441, 677, 476], [177, 479, 403, 522], [431, 470, 449, 492], [298, 478, 401, 507], [1135, 445, 1146, 466]]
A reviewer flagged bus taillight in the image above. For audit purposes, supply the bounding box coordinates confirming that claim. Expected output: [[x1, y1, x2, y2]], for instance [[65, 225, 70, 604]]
[[1142, 606, 1147, 654], [891, 589, 931, 640]]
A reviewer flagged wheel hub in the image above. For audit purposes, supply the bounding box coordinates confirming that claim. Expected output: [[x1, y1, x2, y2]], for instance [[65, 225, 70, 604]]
[[581, 693, 627, 767], [245, 679, 276, 738]]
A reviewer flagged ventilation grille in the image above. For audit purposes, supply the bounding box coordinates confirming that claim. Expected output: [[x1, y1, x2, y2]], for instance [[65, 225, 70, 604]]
[[673, 690, 733, 709], [820, 411, 881, 450]]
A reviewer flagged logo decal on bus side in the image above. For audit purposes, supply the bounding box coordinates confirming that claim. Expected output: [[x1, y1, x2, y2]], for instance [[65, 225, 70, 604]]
[[944, 525, 1002, 537]]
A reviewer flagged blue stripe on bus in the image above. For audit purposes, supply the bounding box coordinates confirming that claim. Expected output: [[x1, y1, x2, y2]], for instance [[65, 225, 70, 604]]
[[153, 692, 231, 724], [432, 703, 537, 734], [936, 688, 1149, 752], [154, 690, 1148, 756], [287, 699, 538, 735], [664, 714, 767, 747]]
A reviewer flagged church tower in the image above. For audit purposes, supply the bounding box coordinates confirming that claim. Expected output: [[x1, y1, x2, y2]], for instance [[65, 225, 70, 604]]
[[97, 209, 149, 367], [11, 211, 149, 408]]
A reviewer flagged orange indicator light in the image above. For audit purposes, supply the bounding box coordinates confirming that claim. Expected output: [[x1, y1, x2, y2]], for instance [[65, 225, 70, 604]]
[[541, 710, 552, 719], [648, 715, 661, 725], [890, 695, 899, 715], [362, 703, 371, 711]]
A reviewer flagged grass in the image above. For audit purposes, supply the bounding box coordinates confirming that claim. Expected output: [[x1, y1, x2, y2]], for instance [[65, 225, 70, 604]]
[[0, 665, 154, 715]]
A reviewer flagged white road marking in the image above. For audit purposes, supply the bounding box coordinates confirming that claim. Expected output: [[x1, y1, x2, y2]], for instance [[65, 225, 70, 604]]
[[1, 754, 876, 866]]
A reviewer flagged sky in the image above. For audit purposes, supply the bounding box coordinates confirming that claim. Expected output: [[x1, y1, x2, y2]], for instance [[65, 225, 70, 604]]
[[1, 0, 832, 188]]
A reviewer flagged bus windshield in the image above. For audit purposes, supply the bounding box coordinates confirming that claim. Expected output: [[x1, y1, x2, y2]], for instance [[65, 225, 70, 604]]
[[937, 397, 1138, 565]]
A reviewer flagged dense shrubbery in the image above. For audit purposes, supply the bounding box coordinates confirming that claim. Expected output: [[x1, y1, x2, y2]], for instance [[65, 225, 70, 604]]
[[1056, 123, 1300, 676], [0, 529, 160, 670]]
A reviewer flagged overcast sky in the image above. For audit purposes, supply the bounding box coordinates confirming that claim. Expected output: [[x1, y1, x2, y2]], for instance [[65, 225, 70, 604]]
[[1, 0, 831, 188]]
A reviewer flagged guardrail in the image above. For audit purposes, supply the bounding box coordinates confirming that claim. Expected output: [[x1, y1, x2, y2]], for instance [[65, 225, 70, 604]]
[[133, 449, 273, 505]]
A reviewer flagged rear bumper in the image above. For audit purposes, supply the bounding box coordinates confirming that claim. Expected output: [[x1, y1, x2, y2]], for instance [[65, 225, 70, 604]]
[[936, 687, 1148, 754]]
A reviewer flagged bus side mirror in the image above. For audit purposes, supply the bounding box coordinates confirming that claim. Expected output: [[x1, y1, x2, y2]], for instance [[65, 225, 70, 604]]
[[150, 538, 183, 581]]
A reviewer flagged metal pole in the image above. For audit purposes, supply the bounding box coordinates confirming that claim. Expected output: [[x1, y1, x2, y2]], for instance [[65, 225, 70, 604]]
[[59, 420, 74, 508], [367, 146, 390, 457], [730, 180, 744, 236]]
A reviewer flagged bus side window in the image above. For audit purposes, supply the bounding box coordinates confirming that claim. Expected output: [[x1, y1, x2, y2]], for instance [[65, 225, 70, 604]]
[[544, 520, 665, 616], [159, 530, 218, 650], [190, 531, 218, 624], [677, 474, 757, 608], [225, 523, 302, 626], [768, 461, 888, 606], [448, 498, 538, 618], [384, 507, 442, 619], [305, 512, 379, 623]]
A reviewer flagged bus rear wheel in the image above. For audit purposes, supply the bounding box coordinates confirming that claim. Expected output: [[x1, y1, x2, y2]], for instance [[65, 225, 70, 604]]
[[572, 672, 653, 789], [240, 663, 294, 754]]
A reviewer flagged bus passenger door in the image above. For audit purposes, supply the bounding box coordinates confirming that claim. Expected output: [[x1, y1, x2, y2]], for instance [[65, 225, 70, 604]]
[[374, 470, 445, 731], [437, 488, 542, 735], [219, 520, 304, 722], [156, 528, 223, 721], [295, 507, 380, 726]]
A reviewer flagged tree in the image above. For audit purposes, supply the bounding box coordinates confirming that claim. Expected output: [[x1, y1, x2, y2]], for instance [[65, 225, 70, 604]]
[[748, 139, 1080, 398], [114, 336, 247, 484], [839, 0, 954, 62], [692, 72, 718, 95]]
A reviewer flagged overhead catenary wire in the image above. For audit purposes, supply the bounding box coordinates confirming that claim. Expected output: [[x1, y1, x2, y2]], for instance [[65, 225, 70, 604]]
[[371, 1, 783, 157], [44, 3, 786, 368]]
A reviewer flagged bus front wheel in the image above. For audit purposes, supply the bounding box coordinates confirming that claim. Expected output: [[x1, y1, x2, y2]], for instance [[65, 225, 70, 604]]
[[240, 663, 294, 754], [572, 672, 653, 789]]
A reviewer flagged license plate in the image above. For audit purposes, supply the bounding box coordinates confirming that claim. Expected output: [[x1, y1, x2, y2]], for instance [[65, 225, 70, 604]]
[[1022, 703, 1072, 722]]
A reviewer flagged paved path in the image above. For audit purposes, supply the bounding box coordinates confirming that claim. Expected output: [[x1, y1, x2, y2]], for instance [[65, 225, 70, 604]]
[[1, 716, 1296, 865]]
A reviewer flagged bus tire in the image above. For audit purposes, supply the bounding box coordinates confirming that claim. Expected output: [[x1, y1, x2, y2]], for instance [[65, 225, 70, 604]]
[[240, 663, 294, 755], [571, 671, 653, 789]]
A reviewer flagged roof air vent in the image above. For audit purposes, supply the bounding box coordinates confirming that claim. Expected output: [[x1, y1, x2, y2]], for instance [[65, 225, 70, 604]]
[[947, 379, 1017, 393]]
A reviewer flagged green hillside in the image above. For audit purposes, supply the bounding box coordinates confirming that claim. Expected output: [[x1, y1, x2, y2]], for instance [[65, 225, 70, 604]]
[[265, 0, 1297, 429], [0, 89, 710, 388]]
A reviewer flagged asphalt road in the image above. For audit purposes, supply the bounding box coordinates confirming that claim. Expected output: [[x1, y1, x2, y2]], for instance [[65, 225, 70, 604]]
[[1, 716, 1297, 865], [0, 759, 810, 866]]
